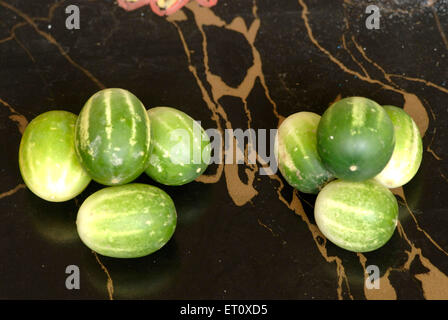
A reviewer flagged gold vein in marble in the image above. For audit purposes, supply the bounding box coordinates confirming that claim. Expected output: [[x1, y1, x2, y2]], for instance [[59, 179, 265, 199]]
[[93, 251, 114, 300]]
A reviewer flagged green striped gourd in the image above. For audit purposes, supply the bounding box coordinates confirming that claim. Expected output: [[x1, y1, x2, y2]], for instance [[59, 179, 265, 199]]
[[317, 97, 395, 181], [75, 88, 151, 186], [275, 111, 334, 194], [314, 179, 398, 253], [19, 111, 91, 202], [76, 183, 177, 258], [374, 105, 423, 188], [145, 106, 211, 186]]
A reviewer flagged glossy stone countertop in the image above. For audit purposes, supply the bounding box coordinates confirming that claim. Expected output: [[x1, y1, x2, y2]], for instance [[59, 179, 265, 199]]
[[0, 0, 447, 299]]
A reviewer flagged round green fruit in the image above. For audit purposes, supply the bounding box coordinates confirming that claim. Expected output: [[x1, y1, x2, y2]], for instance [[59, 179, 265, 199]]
[[275, 111, 334, 194], [145, 106, 211, 186], [317, 97, 395, 181], [76, 183, 177, 258], [374, 106, 422, 188], [75, 88, 151, 186], [314, 179, 398, 253], [19, 110, 91, 202]]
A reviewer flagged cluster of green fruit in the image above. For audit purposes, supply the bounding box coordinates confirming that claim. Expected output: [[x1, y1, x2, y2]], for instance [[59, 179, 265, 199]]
[[19, 88, 211, 258], [276, 96, 423, 253]]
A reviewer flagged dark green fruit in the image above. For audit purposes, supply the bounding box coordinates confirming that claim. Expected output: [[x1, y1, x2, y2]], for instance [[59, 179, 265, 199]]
[[317, 97, 395, 181], [75, 88, 151, 186]]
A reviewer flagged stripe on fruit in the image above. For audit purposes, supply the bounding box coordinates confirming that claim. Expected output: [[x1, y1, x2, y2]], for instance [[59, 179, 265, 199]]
[[75, 88, 151, 186], [374, 105, 422, 188], [19, 111, 91, 202], [76, 183, 177, 259], [276, 112, 333, 194], [314, 179, 398, 253]]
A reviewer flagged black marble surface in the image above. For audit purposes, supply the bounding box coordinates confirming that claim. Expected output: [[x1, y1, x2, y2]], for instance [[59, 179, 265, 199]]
[[0, 0, 447, 299]]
